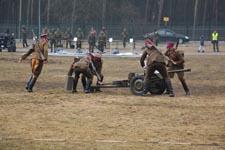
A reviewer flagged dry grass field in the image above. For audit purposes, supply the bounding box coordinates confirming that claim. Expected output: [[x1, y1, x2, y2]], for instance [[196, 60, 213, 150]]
[[0, 46, 225, 149]]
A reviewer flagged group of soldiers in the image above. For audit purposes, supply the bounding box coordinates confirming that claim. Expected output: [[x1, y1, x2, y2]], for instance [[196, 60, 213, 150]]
[[19, 29, 190, 97], [140, 34, 190, 97], [21, 25, 133, 54]]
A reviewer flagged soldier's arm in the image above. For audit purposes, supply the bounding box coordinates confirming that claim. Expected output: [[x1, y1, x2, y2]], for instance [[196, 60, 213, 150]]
[[140, 50, 147, 67], [19, 48, 34, 62]]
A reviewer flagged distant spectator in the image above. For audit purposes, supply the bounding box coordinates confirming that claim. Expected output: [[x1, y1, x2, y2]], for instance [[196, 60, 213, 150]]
[[121, 28, 128, 48], [153, 29, 159, 46], [211, 30, 219, 52], [21, 25, 29, 48], [198, 35, 205, 53]]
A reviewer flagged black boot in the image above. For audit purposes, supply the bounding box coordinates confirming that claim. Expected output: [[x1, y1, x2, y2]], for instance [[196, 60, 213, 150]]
[[141, 83, 149, 96], [165, 80, 175, 97], [25, 75, 33, 90], [84, 81, 92, 93], [27, 77, 37, 92], [72, 79, 78, 93]]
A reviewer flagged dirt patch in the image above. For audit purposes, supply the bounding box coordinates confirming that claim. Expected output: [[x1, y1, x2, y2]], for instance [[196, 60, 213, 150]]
[[0, 51, 225, 149]]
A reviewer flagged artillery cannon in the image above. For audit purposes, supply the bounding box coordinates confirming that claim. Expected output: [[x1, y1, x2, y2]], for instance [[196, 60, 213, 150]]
[[90, 68, 191, 95]]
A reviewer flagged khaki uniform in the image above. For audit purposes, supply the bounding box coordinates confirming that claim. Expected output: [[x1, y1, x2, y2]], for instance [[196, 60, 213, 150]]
[[140, 44, 174, 96], [20, 38, 48, 92], [76, 29, 83, 49], [98, 31, 106, 53], [88, 33, 96, 53], [165, 48, 190, 95]]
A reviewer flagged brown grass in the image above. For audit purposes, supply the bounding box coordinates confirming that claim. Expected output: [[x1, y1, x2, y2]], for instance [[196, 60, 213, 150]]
[[0, 50, 225, 150]]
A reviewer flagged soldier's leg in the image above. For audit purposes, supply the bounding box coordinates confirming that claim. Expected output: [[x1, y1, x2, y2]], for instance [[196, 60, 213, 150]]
[[72, 77, 79, 93], [142, 66, 153, 96], [81, 75, 86, 91], [177, 73, 190, 95], [83, 71, 93, 93], [27, 59, 43, 92], [158, 63, 174, 97], [25, 75, 33, 90]]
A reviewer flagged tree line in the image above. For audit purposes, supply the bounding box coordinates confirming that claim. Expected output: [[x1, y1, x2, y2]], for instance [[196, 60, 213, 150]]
[[0, 0, 224, 40]]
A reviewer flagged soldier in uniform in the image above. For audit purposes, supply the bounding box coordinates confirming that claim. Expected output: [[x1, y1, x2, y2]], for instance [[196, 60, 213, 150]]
[[68, 53, 104, 93], [88, 31, 96, 53], [21, 25, 29, 47], [75, 28, 83, 49], [102, 27, 108, 48], [64, 27, 73, 48], [153, 29, 159, 46], [140, 36, 174, 97], [98, 30, 107, 53], [41, 26, 49, 35], [121, 28, 128, 48], [55, 28, 63, 47], [19, 34, 48, 92], [164, 42, 190, 95], [49, 29, 56, 52], [67, 57, 87, 93]]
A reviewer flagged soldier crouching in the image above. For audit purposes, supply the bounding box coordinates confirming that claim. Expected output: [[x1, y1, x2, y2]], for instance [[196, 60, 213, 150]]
[[68, 53, 104, 93]]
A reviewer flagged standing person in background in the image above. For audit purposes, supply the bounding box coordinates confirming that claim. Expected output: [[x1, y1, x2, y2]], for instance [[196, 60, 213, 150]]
[[76, 28, 83, 49], [153, 29, 159, 46], [41, 26, 49, 35], [198, 35, 205, 53], [64, 27, 73, 48], [21, 25, 29, 48], [19, 34, 48, 92], [121, 28, 128, 48], [102, 26, 108, 48], [88, 31, 96, 53], [211, 30, 219, 52], [55, 28, 63, 47], [98, 30, 106, 53], [49, 29, 56, 52]]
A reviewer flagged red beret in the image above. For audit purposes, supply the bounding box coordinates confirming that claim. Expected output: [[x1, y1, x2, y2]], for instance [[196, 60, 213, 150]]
[[40, 34, 48, 40], [166, 42, 174, 48], [145, 39, 154, 45]]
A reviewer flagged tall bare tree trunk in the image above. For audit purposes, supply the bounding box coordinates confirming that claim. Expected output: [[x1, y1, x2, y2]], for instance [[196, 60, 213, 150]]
[[71, 0, 77, 33], [26, 0, 30, 26], [157, 0, 164, 28], [102, 0, 106, 26], [30, 0, 34, 26], [144, 0, 150, 24], [215, 0, 218, 28], [192, 0, 198, 39], [47, 0, 50, 26], [202, 0, 207, 32]]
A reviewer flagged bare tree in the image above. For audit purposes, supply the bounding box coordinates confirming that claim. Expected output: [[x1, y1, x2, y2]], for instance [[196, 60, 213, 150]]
[[47, 0, 50, 26], [102, 0, 107, 26], [26, 0, 30, 26], [157, 0, 164, 28], [71, 0, 77, 33], [144, 0, 150, 23], [192, 0, 198, 39]]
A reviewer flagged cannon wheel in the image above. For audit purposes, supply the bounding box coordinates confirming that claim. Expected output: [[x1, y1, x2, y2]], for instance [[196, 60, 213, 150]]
[[129, 75, 166, 95], [129, 76, 144, 96], [149, 76, 166, 95]]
